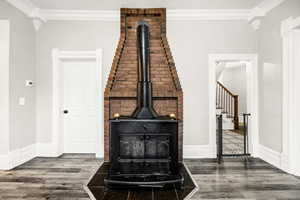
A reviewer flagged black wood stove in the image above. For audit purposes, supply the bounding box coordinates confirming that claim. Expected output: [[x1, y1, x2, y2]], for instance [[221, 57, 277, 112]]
[[104, 21, 183, 188]]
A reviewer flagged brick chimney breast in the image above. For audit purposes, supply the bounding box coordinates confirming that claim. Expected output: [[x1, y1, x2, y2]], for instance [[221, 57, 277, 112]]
[[104, 8, 183, 161]]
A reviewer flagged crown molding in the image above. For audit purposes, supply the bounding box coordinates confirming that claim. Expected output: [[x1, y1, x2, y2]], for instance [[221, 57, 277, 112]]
[[5, 0, 288, 30], [291, 16, 300, 30], [39, 9, 251, 21], [5, 0, 46, 31], [40, 10, 119, 21], [281, 16, 300, 37], [168, 9, 251, 21], [250, 19, 261, 31], [249, 0, 286, 21]]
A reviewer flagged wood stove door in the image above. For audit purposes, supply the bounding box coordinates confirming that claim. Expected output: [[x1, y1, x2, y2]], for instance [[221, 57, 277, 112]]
[[144, 135, 170, 159], [110, 121, 177, 164], [119, 135, 144, 159], [118, 135, 170, 160]]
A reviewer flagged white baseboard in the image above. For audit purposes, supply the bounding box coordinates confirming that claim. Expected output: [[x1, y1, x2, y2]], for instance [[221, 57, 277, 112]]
[[36, 142, 59, 157], [183, 145, 215, 159], [280, 153, 290, 172], [0, 154, 10, 170], [9, 143, 36, 168], [258, 144, 283, 169], [0, 144, 36, 170]]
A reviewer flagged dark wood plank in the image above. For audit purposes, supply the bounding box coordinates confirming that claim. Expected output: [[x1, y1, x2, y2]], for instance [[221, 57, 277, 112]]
[[102, 190, 129, 200], [153, 186, 179, 200], [128, 189, 154, 200], [1, 155, 300, 199]]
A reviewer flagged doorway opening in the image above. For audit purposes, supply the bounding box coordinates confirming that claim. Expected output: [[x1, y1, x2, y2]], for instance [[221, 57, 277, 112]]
[[209, 54, 259, 161], [217, 61, 250, 156], [51, 49, 103, 158]]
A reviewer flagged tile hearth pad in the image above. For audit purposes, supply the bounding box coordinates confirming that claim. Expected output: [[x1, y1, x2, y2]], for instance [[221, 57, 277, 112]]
[[85, 162, 197, 200]]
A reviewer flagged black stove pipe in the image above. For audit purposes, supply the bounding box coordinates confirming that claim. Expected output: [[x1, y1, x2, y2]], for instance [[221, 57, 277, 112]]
[[133, 21, 158, 119]]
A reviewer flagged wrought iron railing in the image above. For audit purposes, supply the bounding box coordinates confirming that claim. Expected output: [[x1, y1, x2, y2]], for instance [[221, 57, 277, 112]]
[[216, 113, 251, 163]]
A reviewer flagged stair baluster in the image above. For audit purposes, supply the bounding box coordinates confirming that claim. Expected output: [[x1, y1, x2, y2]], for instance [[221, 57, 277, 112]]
[[216, 81, 239, 130]]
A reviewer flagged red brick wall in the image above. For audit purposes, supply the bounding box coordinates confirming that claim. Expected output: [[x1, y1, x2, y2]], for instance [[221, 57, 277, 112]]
[[104, 8, 183, 161]]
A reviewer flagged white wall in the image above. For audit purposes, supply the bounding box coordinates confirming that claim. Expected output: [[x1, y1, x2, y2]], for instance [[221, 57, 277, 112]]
[[36, 20, 257, 146], [258, 0, 300, 152], [0, 1, 36, 151], [261, 62, 281, 150], [0, 20, 10, 155], [219, 65, 247, 114]]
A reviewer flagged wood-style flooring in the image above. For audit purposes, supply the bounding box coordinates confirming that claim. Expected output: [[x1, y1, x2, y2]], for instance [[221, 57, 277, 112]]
[[1, 154, 300, 199]]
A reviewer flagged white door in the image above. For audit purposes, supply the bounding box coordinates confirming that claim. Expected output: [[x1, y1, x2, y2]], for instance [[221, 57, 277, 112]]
[[62, 60, 100, 154]]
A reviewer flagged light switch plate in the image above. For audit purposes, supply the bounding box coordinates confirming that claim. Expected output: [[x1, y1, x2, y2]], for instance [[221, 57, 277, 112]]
[[19, 97, 25, 106]]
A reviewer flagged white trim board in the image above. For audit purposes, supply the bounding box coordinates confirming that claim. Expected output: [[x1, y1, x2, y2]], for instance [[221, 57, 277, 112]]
[[183, 145, 215, 159], [249, 0, 286, 21], [6, 0, 287, 22], [41, 9, 252, 22], [0, 144, 36, 170], [257, 144, 292, 174], [5, 0, 45, 30], [50, 49, 103, 158], [208, 54, 259, 157], [281, 17, 300, 176], [5, 0, 287, 31], [0, 155, 10, 170], [258, 144, 282, 169], [5, 0, 42, 19]]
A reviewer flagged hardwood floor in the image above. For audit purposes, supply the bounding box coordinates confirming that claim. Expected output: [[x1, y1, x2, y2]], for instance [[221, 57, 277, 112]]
[[0, 154, 101, 200], [1, 154, 300, 199]]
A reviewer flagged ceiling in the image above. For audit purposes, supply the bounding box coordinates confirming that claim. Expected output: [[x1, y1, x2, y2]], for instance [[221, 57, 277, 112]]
[[30, 0, 263, 10]]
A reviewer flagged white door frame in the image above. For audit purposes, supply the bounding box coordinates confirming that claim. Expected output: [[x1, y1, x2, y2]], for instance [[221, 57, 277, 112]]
[[208, 54, 259, 157], [281, 16, 300, 175], [52, 49, 103, 158]]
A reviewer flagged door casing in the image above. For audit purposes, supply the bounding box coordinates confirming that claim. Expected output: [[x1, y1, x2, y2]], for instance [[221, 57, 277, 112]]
[[51, 49, 103, 158], [208, 54, 259, 157]]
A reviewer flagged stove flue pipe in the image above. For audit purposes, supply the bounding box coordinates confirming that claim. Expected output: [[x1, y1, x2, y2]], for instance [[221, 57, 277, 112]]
[[133, 21, 158, 119]]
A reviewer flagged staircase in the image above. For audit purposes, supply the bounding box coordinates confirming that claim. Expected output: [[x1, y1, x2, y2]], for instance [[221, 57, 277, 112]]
[[216, 81, 239, 130]]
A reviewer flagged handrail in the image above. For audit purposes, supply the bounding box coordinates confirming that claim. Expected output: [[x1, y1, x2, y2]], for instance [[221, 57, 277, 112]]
[[217, 81, 235, 96], [216, 81, 239, 130]]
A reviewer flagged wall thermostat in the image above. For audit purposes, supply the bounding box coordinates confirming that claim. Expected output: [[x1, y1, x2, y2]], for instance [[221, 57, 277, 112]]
[[25, 80, 34, 87]]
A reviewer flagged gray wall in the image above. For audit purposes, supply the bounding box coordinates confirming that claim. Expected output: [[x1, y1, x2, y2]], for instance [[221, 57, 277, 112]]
[[0, 1, 36, 151], [219, 65, 247, 114], [0, 20, 10, 155], [36, 21, 119, 143], [36, 20, 257, 146], [257, 0, 300, 152]]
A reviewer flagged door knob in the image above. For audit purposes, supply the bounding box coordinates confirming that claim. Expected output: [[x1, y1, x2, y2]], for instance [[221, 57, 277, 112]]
[[63, 110, 69, 114]]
